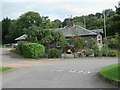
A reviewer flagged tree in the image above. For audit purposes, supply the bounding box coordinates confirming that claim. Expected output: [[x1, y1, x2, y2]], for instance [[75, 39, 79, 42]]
[[42, 16, 51, 29], [25, 25, 39, 42], [5, 20, 19, 43], [16, 11, 43, 29], [25, 25, 66, 50], [86, 16, 102, 29], [107, 7, 120, 36], [2, 17, 11, 44], [62, 18, 74, 27], [95, 13, 103, 19], [70, 35, 85, 52], [107, 33, 118, 50], [103, 9, 115, 17], [51, 19, 62, 28]]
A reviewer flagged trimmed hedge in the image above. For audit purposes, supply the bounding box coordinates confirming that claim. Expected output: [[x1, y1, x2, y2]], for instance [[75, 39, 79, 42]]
[[16, 42, 45, 58], [48, 48, 62, 58]]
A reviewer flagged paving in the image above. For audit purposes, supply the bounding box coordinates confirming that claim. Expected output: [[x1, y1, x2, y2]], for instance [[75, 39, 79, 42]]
[[1, 48, 118, 88]]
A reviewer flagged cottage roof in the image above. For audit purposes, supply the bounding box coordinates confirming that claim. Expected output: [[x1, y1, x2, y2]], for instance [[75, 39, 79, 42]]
[[53, 25, 97, 37], [15, 26, 103, 40], [15, 34, 28, 40], [91, 29, 103, 34]]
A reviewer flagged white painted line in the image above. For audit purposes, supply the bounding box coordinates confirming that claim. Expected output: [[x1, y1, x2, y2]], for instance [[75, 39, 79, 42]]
[[50, 70, 54, 71], [83, 71, 91, 74], [77, 71, 83, 73], [88, 71, 91, 74], [58, 69, 63, 72], [68, 70, 77, 73]]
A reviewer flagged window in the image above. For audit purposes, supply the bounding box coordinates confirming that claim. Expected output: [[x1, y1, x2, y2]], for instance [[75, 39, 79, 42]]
[[98, 40, 101, 44]]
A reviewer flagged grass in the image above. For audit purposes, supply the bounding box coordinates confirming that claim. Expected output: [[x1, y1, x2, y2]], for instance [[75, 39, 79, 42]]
[[99, 64, 120, 82], [0, 45, 12, 48], [0, 67, 12, 72]]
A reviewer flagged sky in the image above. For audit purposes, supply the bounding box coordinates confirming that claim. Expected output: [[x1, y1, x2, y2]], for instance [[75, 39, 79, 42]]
[[1, 0, 119, 21]]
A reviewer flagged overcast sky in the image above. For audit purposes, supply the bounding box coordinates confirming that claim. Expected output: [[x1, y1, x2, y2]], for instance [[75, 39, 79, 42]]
[[1, 0, 119, 21]]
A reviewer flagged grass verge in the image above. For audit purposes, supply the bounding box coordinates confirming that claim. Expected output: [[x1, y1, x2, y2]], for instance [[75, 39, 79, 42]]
[[99, 64, 120, 84], [0, 67, 12, 72], [0, 45, 12, 48]]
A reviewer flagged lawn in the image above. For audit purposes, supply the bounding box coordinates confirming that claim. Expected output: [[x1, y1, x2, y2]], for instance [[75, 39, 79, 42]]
[[0, 67, 11, 72], [99, 64, 120, 82], [0, 45, 12, 48]]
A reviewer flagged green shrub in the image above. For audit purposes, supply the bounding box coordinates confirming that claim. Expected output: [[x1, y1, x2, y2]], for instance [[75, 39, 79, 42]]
[[101, 44, 109, 56], [48, 48, 62, 58], [92, 44, 100, 57], [38, 53, 47, 58], [16, 41, 26, 55], [108, 50, 118, 57], [22, 43, 45, 58], [85, 49, 94, 57], [16, 42, 45, 58]]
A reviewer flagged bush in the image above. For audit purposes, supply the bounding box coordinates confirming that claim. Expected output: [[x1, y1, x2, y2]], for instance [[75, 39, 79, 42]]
[[108, 50, 118, 57], [92, 44, 100, 57], [16, 41, 26, 55], [101, 44, 109, 56], [16, 42, 45, 58], [38, 53, 47, 58], [85, 49, 94, 57], [48, 48, 62, 58], [22, 43, 45, 58]]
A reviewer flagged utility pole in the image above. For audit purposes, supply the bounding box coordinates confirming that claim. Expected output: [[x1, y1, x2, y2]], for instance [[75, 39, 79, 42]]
[[103, 10, 107, 40], [103, 10, 107, 57], [84, 17, 86, 28]]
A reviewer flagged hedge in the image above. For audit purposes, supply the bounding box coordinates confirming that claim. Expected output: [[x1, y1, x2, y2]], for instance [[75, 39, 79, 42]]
[[16, 42, 45, 58]]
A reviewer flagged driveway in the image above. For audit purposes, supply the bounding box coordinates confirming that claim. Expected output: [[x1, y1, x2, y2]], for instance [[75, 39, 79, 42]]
[[1, 48, 118, 88]]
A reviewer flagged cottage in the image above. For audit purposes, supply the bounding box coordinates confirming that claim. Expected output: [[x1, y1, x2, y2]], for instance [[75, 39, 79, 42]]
[[53, 25, 103, 49]]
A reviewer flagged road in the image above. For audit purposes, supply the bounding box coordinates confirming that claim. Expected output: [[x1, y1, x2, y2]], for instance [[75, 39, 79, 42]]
[[1, 48, 118, 88]]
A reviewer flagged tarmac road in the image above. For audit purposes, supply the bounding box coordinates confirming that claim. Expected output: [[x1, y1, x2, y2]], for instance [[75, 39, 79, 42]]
[[1, 48, 118, 88]]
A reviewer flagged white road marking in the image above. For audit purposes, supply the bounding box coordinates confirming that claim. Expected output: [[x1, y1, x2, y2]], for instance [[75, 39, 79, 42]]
[[68, 70, 77, 73], [83, 71, 91, 74], [88, 71, 91, 74], [77, 71, 83, 73], [50, 70, 54, 71], [58, 69, 63, 72], [50, 69, 91, 74]]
